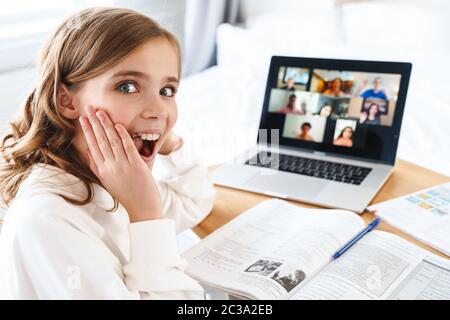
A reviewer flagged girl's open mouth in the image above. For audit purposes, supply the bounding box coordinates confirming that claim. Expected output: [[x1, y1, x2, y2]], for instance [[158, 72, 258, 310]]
[[131, 132, 161, 162]]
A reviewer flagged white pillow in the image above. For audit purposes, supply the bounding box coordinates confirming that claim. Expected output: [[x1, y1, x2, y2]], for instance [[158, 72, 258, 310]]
[[216, 23, 327, 72], [246, 9, 343, 47], [216, 24, 269, 69], [216, 8, 345, 70], [342, 1, 450, 53]]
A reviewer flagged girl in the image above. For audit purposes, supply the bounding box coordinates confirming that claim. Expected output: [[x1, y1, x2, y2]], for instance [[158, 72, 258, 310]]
[[323, 78, 346, 97], [359, 103, 382, 125], [333, 126, 354, 147], [317, 104, 333, 118], [0, 7, 215, 299]]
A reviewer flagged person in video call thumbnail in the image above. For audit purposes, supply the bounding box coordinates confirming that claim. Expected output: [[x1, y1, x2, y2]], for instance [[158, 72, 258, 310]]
[[278, 94, 304, 114], [358, 76, 388, 100], [297, 122, 315, 142], [323, 77, 346, 97], [333, 126, 354, 147], [359, 103, 381, 125], [316, 104, 333, 118], [280, 76, 296, 91]]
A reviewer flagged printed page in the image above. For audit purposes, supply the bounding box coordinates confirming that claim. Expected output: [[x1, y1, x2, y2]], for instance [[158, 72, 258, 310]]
[[388, 256, 450, 300], [291, 231, 450, 300], [182, 199, 364, 299], [368, 182, 450, 256]]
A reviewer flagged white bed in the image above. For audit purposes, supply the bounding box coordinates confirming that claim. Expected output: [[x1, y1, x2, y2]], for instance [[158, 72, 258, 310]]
[[174, 0, 450, 177]]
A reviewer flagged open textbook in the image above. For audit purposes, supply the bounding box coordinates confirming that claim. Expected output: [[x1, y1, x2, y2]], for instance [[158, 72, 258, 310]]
[[182, 199, 450, 300]]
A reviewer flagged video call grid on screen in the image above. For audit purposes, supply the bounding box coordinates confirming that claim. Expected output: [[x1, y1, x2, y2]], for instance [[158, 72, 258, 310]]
[[259, 57, 412, 164]]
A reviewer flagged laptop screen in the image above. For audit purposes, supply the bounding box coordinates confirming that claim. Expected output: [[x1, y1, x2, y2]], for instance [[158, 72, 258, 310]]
[[259, 56, 412, 164]]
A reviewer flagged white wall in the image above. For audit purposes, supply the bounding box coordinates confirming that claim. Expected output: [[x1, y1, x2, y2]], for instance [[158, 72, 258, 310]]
[[0, 67, 36, 219], [0, 1, 186, 73], [0, 67, 36, 130]]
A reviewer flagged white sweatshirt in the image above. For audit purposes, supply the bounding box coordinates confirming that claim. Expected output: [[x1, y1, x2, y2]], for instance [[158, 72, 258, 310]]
[[0, 145, 215, 299]]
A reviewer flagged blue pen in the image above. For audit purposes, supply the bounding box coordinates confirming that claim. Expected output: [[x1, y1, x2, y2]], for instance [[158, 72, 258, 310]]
[[332, 217, 381, 260]]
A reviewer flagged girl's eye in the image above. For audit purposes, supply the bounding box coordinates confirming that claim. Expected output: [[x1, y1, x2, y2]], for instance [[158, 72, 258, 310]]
[[116, 82, 138, 94], [160, 86, 176, 97]]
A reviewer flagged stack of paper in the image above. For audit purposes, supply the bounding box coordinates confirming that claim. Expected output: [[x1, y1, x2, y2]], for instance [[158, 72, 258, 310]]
[[368, 182, 450, 256]]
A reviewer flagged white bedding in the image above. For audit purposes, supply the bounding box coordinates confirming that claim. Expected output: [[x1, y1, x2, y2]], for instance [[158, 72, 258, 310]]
[[176, 3, 450, 176]]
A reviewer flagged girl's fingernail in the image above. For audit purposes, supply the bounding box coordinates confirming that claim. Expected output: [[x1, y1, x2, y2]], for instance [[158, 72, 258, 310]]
[[96, 111, 104, 121], [115, 124, 122, 134]]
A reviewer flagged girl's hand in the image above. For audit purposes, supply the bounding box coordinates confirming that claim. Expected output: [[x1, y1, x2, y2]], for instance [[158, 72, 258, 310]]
[[355, 79, 368, 95], [79, 105, 163, 223], [359, 111, 368, 124], [158, 131, 183, 155]]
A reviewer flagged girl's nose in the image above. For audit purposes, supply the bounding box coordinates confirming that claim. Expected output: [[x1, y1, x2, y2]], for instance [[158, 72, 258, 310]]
[[141, 99, 167, 120]]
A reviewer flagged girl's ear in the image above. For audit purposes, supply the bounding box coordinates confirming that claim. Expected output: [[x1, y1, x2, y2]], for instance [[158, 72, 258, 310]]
[[56, 84, 79, 120]]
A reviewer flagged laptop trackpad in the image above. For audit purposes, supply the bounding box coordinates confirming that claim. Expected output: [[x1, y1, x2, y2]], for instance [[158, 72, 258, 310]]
[[243, 172, 324, 199]]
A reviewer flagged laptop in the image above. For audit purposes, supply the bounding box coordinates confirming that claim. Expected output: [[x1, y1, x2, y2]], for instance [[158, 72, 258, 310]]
[[212, 56, 412, 213]]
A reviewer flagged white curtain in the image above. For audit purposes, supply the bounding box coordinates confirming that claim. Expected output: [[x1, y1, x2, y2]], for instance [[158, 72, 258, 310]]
[[183, 0, 240, 76]]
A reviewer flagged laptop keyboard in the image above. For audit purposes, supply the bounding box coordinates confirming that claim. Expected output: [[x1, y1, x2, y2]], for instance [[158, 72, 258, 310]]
[[245, 152, 372, 185]]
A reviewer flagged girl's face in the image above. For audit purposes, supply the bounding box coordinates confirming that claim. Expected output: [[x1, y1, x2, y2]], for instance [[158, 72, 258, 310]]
[[320, 106, 332, 117], [331, 79, 341, 91], [71, 37, 179, 166], [369, 104, 379, 116], [343, 127, 353, 139]]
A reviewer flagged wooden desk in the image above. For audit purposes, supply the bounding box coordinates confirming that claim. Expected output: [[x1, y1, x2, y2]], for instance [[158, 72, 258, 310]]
[[194, 159, 450, 259]]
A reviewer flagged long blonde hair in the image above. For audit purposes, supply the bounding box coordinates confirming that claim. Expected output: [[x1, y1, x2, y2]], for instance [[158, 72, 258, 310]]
[[0, 7, 181, 209]]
